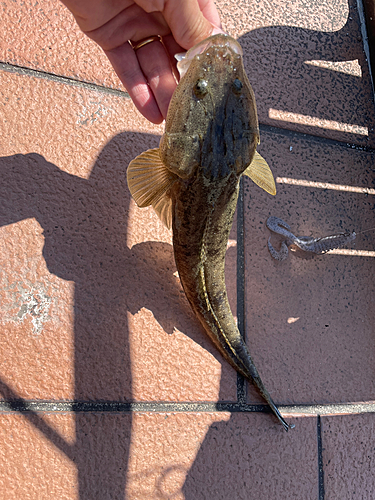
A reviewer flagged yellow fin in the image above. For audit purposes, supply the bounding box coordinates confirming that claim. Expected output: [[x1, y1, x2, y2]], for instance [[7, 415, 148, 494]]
[[152, 194, 173, 230], [127, 148, 178, 207], [243, 151, 276, 195]]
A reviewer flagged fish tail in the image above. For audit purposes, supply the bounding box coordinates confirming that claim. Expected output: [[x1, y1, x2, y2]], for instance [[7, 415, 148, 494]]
[[199, 257, 293, 430], [310, 231, 356, 254], [198, 286, 293, 431], [250, 372, 292, 431], [232, 340, 292, 431]]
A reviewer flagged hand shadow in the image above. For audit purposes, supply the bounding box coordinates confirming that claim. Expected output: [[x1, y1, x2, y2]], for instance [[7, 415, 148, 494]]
[[1, 2, 370, 495], [0, 131, 231, 498]]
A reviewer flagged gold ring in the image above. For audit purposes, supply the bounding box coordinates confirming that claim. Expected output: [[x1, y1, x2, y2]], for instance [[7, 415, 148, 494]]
[[131, 35, 161, 51]]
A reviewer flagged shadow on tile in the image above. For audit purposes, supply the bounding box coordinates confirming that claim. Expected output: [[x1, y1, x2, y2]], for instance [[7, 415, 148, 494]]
[[0, 131, 238, 497], [1, 0, 374, 493], [182, 414, 317, 499], [243, 128, 375, 406], [238, 0, 375, 146]]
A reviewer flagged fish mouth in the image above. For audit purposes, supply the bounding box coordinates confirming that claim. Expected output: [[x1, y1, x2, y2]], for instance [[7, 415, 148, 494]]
[[176, 34, 243, 78]]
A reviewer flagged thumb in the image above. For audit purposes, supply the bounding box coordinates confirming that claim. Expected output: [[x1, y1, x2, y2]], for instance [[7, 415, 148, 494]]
[[137, 0, 223, 50], [164, 0, 223, 49]]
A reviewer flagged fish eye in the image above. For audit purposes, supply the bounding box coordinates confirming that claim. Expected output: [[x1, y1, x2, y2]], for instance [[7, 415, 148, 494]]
[[193, 79, 209, 98], [232, 78, 243, 94]]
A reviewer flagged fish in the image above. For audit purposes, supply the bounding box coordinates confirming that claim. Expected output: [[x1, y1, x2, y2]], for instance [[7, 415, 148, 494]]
[[267, 216, 356, 261], [127, 34, 292, 431]]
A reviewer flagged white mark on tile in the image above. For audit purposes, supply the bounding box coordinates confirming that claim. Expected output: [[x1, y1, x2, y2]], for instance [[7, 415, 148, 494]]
[[1, 280, 54, 335]]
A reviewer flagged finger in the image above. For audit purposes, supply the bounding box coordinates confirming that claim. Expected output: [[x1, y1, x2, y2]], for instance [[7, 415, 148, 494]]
[[197, 0, 222, 28], [85, 5, 169, 51], [163, 0, 221, 49], [160, 34, 184, 81], [135, 36, 178, 119], [105, 42, 164, 124], [136, 0, 221, 49]]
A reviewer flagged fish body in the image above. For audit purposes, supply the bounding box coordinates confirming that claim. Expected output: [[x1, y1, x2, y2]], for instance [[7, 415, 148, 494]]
[[128, 35, 291, 430]]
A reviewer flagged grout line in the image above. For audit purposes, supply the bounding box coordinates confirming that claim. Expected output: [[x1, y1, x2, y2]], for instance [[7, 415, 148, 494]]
[[281, 401, 375, 416], [236, 177, 247, 404], [317, 416, 325, 500], [1, 62, 373, 153], [0, 401, 269, 413], [1, 400, 375, 415], [259, 123, 375, 153], [1, 62, 373, 154], [0, 62, 130, 98]]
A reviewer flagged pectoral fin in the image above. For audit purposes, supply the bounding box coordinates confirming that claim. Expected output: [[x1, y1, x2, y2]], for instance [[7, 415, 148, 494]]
[[127, 147, 177, 207], [152, 195, 173, 230], [243, 151, 276, 196], [127, 148, 177, 229]]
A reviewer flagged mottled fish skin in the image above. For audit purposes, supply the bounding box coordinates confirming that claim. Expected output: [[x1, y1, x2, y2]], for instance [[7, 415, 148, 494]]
[[165, 36, 289, 430], [128, 35, 291, 430]]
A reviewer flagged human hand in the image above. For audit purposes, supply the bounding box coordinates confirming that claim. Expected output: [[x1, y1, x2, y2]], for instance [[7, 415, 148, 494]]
[[60, 0, 223, 123]]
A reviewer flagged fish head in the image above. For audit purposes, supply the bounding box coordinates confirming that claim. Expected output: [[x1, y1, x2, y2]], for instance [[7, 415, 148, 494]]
[[160, 34, 260, 179]]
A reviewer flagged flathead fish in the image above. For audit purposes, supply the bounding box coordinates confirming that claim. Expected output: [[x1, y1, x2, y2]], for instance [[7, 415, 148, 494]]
[[127, 34, 291, 430]]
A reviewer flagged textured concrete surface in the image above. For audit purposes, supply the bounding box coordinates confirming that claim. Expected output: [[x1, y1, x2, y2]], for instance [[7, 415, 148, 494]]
[[0, 0, 374, 498], [181, 413, 317, 499], [0, 70, 236, 402], [244, 130, 375, 405], [322, 413, 375, 499], [0, 412, 314, 500], [0, 413, 78, 499], [2, 0, 373, 145], [0, 0, 121, 89]]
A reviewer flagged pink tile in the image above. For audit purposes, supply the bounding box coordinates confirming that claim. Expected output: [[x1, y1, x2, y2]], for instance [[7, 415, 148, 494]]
[[239, 23, 374, 147], [0, 70, 237, 402], [221, 1, 375, 146], [0, 411, 316, 499], [244, 129, 375, 405], [0, 413, 77, 499], [322, 413, 375, 499], [1, 0, 121, 90], [171, 413, 316, 499], [2, 1, 373, 145]]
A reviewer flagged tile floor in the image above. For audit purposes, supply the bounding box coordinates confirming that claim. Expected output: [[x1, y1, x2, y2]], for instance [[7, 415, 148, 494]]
[[0, 0, 374, 498]]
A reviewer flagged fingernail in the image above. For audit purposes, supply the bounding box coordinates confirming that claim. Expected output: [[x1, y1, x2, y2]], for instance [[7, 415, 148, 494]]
[[210, 25, 228, 36]]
